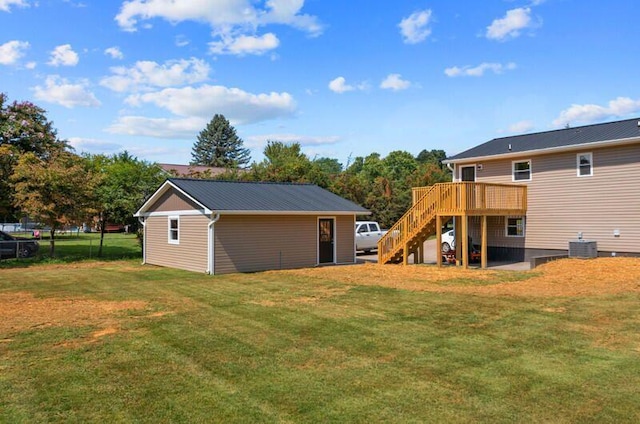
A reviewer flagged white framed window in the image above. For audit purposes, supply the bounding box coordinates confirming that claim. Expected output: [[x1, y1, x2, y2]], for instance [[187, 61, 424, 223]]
[[505, 217, 525, 237], [168, 216, 179, 244], [512, 160, 531, 182], [577, 152, 593, 177]]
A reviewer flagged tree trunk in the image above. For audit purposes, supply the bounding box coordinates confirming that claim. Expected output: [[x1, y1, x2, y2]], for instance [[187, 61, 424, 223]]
[[49, 228, 55, 257], [98, 213, 105, 257]]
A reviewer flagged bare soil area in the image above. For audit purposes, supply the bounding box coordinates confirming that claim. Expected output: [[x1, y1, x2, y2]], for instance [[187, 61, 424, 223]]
[[0, 292, 147, 341], [281, 257, 640, 297]]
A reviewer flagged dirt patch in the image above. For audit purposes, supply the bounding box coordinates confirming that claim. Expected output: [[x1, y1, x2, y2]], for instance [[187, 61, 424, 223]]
[[0, 292, 148, 341], [280, 258, 640, 297]]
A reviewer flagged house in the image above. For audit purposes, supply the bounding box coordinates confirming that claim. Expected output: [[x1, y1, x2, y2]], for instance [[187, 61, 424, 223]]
[[378, 117, 640, 267], [158, 163, 230, 178], [443, 117, 640, 262], [134, 178, 370, 275]]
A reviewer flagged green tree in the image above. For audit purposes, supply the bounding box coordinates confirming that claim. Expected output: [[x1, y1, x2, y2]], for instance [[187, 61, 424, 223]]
[[191, 114, 250, 167], [416, 149, 447, 167], [250, 141, 313, 182], [11, 151, 97, 256], [89, 152, 165, 257], [0, 93, 68, 221]]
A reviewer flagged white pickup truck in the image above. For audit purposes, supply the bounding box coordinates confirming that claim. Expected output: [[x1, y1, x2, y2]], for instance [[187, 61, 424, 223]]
[[355, 221, 388, 253]]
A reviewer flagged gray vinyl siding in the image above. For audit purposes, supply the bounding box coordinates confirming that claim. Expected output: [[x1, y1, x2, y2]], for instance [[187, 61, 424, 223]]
[[145, 214, 210, 273], [336, 215, 356, 264], [464, 143, 640, 253]]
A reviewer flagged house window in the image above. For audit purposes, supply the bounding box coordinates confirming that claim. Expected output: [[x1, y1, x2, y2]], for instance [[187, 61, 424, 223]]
[[512, 160, 531, 181], [577, 153, 593, 177], [168, 216, 179, 244], [506, 217, 525, 237]]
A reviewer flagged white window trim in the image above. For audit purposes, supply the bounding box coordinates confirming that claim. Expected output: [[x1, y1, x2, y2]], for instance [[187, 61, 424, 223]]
[[505, 216, 526, 238], [576, 152, 593, 177], [459, 164, 476, 182], [512, 159, 532, 182], [168, 216, 180, 245]]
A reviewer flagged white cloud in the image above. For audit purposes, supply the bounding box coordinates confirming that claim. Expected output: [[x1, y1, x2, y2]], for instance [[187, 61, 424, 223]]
[[0, 40, 29, 65], [175, 35, 190, 47], [328, 76, 354, 94], [245, 133, 340, 149], [508, 120, 534, 133], [0, 0, 29, 12], [100, 58, 210, 92], [32, 75, 100, 108], [106, 116, 206, 138], [553, 97, 640, 127], [380, 73, 411, 91], [486, 7, 534, 41], [123, 84, 296, 125], [104, 46, 124, 59], [399, 9, 432, 44], [68, 137, 123, 153], [115, 0, 323, 37], [444, 62, 517, 77], [48, 44, 79, 67], [209, 32, 279, 55]]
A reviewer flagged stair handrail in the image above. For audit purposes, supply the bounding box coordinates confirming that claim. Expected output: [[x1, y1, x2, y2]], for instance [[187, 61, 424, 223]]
[[378, 184, 447, 263]]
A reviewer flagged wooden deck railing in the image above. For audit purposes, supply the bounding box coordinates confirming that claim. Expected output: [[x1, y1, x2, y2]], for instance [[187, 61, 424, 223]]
[[378, 182, 527, 264]]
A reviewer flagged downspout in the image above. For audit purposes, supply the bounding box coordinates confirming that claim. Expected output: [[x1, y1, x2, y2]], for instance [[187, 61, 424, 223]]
[[207, 213, 220, 275], [137, 217, 146, 264], [446, 162, 456, 182]]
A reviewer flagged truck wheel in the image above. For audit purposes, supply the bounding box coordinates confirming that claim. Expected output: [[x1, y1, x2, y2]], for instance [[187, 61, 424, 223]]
[[441, 242, 451, 253]]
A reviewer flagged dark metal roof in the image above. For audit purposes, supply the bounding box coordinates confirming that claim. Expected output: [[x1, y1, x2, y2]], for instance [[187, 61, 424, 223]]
[[168, 178, 370, 214], [446, 117, 640, 162]]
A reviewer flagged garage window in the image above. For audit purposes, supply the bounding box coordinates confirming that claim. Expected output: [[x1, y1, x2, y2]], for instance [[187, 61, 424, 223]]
[[168, 216, 179, 244]]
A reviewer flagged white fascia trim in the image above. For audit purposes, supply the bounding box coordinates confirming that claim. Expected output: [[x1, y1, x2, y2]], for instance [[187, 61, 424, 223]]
[[137, 209, 210, 218], [443, 136, 640, 165], [134, 180, 212, 217]]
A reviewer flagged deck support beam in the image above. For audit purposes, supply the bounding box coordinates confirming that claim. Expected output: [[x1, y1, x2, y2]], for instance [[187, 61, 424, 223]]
[[461, 214, 469, 269], [481, 215, 488, 269], [436, 215, 442, 268]]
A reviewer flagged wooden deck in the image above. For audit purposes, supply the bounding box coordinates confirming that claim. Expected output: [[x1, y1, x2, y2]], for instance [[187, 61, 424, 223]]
[[379, 183, 527, 267]]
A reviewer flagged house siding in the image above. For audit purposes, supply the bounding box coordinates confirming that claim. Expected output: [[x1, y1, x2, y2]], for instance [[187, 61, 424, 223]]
[[145, 214, 210, 273], [336, 215, 356, 264], [214, 215, 318, 274], [463, 143, 640, 254], [148, 189, 201, 212]]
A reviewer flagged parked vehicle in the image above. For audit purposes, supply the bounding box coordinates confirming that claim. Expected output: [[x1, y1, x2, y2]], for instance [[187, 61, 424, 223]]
[[441, 229, 456, 253], [0, 230, 39, 259], [355, 221, 388, 253]]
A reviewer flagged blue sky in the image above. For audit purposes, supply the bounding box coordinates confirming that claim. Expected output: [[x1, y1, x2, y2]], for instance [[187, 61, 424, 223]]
[[2, 0, 639, 166]]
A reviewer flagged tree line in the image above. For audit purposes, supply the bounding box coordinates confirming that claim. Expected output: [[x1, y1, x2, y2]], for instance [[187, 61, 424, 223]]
[[189, 114, 451, 228], [1, 95, 450, 257]]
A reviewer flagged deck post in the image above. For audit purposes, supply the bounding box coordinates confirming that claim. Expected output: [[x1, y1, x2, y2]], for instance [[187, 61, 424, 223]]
[[462, 214, 469, 269], [481, 215, 488, 269], [436, 215, 442, 267], [454, 216, 462, 266], [403, 223, 409, 266]]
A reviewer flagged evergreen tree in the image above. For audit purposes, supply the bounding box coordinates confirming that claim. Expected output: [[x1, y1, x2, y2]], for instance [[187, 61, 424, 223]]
[[191, 114, 250, 167]]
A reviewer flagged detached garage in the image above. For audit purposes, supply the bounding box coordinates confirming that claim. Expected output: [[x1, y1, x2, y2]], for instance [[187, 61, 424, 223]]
[[134, 178, 370, 275]]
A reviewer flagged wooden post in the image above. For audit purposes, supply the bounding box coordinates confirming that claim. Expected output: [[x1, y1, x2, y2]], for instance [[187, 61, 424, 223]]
[[454, 216, 462, 266], [418, 240, 424, 264], [436, 215, 442, 267], [462, 215, 469, 269], [403, 223, 409, 266], [481, 215, 488, 269]]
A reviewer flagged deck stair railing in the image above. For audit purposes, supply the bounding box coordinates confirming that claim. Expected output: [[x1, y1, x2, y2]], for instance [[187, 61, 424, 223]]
[[378, 182, 527, 264]]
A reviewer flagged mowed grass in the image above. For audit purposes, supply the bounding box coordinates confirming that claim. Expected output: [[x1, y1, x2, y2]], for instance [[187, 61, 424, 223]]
[[1, 260, 640, 423]]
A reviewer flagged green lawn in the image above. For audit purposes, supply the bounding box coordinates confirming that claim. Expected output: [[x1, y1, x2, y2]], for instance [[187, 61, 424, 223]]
[[1, 261, 639, 423], [0, 233, 141, 266]]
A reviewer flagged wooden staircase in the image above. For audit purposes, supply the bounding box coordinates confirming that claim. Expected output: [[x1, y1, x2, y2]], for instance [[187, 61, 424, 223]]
[[378, 184, 450, 264], [377, 182, 528, 265]]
